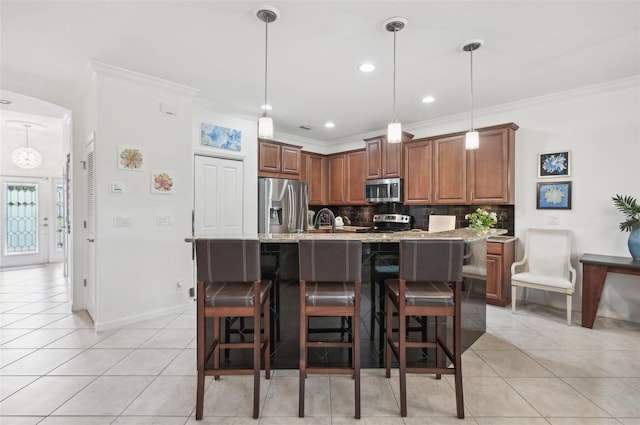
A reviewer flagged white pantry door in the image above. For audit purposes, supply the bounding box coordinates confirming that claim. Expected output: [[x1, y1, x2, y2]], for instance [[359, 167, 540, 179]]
[[194, 155, 243, 236]]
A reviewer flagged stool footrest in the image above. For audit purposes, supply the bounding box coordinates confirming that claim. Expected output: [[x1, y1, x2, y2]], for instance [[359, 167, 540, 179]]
[[305, 366, 355, 375], [307, 341, 352, 348]]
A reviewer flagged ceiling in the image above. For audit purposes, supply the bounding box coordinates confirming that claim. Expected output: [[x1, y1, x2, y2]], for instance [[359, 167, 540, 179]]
[[1, 1, 639, 144]]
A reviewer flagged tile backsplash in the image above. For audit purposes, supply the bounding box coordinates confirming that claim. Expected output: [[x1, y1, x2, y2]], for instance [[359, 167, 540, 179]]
[[312, 204, 514, 235]]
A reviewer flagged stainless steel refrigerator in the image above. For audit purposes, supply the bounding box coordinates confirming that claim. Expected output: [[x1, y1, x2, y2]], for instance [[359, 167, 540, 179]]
[[258, 178, 308, 234]]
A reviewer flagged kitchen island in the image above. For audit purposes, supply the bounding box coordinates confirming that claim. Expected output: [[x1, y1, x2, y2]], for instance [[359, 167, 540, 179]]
[[191, 228, 506, 368]]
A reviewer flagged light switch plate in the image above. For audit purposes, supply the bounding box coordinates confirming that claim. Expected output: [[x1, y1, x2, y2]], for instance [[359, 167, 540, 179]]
[[545, 214, 560, 225], [114, 216, 131, 227], [111, 182, 125, 193], [157, 215, 172, 226]]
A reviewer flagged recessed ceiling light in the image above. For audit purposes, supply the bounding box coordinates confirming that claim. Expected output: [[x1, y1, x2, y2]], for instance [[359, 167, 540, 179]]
[[261, 104, 272, 111], [359, 63, 375, 73], [422, 96, 435, 103], [325, 122, 335, 128]]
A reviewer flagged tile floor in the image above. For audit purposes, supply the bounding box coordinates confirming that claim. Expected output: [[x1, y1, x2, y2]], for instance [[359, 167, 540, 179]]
[[1, 263, 640, 425]]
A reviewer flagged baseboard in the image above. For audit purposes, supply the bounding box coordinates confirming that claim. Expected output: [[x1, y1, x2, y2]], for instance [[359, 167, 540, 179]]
[[94, 302, 193, 332]]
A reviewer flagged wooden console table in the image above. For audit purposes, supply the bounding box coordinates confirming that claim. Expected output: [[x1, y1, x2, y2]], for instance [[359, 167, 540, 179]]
[[579, 254, 640, 328]]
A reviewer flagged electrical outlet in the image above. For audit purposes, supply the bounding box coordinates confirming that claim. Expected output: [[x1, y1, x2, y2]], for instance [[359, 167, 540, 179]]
[[546, 215, 560, 225]]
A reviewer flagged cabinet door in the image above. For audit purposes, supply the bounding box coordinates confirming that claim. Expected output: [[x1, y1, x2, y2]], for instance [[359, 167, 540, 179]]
[[281, 145, 301, 176], [433, 135, 466, 204], [403, 140, 433, 204], [258, 140, 281, 174], [469, 127, 513, 204], [308, 154, 326, 205], [486, 253, 501, 303], [365, 138, 383, 179], [299, 152, 309, 182], [384, 141, 402, 178], [328, 154, 346, 204], [346, 150, 366, 204]]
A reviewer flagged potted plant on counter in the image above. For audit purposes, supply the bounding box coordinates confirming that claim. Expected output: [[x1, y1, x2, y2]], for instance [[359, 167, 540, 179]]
[[465, 208, 498, 230], [612, 194, 640, 260]]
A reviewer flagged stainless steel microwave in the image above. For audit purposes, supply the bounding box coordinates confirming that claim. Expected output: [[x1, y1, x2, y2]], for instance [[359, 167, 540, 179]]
[[365, 178, 403, 203]]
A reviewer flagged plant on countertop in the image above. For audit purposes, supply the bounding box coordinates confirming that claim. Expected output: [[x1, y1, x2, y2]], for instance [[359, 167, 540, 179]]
[[612, 194, 640, 231], [465, 208, 498, 229]]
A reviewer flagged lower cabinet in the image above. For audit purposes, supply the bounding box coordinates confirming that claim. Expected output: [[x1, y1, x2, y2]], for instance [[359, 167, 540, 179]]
[[486, 238, 516, 307]]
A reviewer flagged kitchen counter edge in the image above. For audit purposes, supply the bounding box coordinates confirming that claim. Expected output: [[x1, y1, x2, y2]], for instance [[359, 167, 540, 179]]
[[186, 228, 507, 244]]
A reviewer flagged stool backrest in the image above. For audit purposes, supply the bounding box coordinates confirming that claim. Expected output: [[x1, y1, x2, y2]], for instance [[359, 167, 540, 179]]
[[399, 239, 464, 282], [195, 239, 261, 283], [299, 239, 362, 282]]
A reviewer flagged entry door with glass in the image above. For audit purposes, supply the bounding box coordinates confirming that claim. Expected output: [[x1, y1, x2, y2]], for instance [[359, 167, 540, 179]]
[[1, 178, 49, 268]]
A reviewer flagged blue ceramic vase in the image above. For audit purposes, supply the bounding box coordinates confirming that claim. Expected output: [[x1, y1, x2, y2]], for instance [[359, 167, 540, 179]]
[[629, 228, 640, 260]]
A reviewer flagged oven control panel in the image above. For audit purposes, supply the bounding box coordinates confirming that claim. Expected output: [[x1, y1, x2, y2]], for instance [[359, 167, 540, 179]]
[[373, 214, 410, 224]]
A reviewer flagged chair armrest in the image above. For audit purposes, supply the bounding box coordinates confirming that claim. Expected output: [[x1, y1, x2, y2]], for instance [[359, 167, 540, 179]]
[[567, 257, 577, 289], [511, 258, 526, 275]]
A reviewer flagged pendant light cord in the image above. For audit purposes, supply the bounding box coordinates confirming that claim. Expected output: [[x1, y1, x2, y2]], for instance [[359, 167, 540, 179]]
[[263, 18, 269, 118], [392, 28, 397, 123], [469, 48, 474, 131]]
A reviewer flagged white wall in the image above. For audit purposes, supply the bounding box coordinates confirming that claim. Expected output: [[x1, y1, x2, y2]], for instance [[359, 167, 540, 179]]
[[76, 62, 199, 330]]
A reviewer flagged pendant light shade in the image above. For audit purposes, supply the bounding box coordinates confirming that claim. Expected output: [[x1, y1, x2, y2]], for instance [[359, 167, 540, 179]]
[[258, 116, 274, 139], [385, 17, 406, 144], [463, 40, 483, 150], [12, 124, 42, 169], [257, 6, 279, 140]]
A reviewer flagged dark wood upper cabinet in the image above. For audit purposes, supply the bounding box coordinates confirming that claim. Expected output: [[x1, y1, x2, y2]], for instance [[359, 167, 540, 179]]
[[468, 123, 518, 204], [263, 123, 516, 207], [346, 150, 366, 205], [258, 139, 301, 178], [403, 139, 433, 204], [328, 154, 346, 204], [433, 134, 467, 204], [364, 132, 414, 179], [300, 152, 326, 205]]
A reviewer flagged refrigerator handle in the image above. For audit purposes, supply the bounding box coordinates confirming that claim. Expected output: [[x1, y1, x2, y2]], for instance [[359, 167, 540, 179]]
[[287, 185, 294, 230]]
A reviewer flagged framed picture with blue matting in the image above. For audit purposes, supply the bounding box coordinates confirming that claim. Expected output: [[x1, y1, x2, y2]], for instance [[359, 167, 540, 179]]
[[537, 181, 572, 209]]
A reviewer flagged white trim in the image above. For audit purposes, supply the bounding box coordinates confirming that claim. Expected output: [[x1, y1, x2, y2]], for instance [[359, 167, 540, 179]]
[[90, 61, 200, 96], [94, 302, 193, 332]]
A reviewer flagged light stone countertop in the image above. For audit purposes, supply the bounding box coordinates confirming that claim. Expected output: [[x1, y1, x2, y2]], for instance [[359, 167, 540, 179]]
[[186, 228, 507, 244]]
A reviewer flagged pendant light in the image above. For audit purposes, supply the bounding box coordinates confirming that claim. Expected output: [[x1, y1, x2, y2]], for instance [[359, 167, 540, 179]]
[[256, 6, 279, 140], [12, 124, 42, 169], [463, 40, 483, 150], [384, 17, 407, 144]]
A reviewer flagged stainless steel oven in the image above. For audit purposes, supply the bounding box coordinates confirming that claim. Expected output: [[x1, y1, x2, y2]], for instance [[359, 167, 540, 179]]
[[365, 178, 403, 203]]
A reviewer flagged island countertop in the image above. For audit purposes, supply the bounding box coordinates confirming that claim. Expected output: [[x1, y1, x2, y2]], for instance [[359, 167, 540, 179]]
[[187, 228, 507, 243]]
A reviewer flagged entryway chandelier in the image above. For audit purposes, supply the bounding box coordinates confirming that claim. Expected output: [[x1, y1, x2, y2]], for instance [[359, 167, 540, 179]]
[[12, 123, 42, 169]]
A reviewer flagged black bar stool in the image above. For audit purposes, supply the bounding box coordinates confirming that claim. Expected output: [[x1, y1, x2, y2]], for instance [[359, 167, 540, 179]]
[[194, 239, 272, 420], [298, 239, 362, 419], [384, 238, 465, 418]]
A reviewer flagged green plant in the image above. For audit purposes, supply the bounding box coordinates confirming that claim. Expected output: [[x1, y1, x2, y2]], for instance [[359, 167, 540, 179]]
[[465, 208, 498, 229], [612, 194, 640, 232]]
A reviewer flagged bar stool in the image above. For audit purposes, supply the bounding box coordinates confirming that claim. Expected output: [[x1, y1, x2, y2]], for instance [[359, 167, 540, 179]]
[[298, 239, 362, 419], [194, 239, 272, 420], [371, 253, 427, 363], [223, 253, 281, 358], [385, 238, 465, 418]]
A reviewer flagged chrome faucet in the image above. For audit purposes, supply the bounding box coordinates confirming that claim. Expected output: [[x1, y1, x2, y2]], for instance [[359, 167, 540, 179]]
[[313, 208, 336, 233]]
